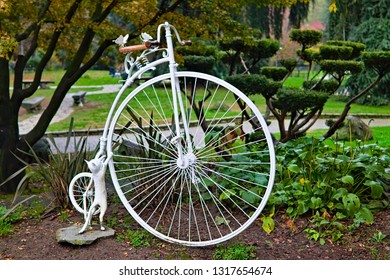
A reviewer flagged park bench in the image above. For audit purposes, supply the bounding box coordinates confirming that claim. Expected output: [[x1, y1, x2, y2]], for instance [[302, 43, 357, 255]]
[[71, 91, 87, 106], [21, 96, 45, 113], [22, 80, 55, 89]]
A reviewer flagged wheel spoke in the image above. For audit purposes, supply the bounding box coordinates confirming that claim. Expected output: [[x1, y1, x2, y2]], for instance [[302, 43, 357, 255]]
[[108, 72, 275, 246]]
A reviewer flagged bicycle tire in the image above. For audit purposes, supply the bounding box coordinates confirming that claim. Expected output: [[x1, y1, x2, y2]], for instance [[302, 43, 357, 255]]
[[68, 172, 99, 215], [107, 71, 275, 246]]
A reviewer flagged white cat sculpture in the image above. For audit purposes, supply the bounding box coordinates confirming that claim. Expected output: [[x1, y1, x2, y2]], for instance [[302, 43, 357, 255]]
[[79, 153, 112, 234]]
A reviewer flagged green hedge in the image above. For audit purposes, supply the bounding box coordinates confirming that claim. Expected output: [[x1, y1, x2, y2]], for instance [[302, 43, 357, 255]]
[[362, 51, 390, 75], [320, 45, 353, 60], [225, 74, 281, 98], [260, 66, 289, 81], [289, 29, 323, 49], [326, 40, 366, 59], [273, 87, 329, 112], [319, 60, 364, 75], [303, 79, 339, 93], [279, 58, 298, 72], [182, 55, 216, 73]]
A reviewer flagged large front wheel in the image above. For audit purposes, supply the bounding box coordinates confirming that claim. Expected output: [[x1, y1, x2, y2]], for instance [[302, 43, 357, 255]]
[[107, 72, 275, 246]]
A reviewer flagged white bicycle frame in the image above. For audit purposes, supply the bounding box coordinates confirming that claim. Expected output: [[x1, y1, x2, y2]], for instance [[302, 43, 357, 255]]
[[95, 22, 192, 166]]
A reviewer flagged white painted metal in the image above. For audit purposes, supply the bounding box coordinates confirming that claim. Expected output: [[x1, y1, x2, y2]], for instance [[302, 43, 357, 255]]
[[69, 22, 276, 246], [106, 72, 276, 246]]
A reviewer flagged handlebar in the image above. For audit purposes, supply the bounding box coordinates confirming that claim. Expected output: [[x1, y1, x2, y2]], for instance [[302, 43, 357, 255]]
[[119, 40, 161, 53], [119, 40, 191, 54], [118, 22, 192, 54]]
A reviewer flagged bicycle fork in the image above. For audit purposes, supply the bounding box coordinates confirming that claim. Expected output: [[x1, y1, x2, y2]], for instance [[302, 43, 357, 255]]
[[164, 23, 199, 183]]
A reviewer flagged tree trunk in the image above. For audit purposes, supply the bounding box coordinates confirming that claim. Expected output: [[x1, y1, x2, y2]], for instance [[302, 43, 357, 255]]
[[268, 5, 276, 39], [0, 58, 24, 193], [281, 7, 290, 43], [0, 143, 26, 194], [0, 0, 186, 194]]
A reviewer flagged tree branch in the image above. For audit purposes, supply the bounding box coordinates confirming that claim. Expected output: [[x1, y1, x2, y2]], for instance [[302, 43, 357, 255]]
[[322, 74, 384, 139]]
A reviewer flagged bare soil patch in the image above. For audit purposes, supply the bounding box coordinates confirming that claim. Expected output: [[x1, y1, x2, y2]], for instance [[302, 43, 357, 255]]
[[1, 194, 389, 260]]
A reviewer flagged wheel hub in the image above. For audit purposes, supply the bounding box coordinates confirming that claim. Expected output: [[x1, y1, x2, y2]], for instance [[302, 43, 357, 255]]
[[176, 152, 196, 169]]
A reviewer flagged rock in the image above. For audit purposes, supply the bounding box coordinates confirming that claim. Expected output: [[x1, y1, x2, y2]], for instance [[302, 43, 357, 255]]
[[333, 115, 373, 141], [56, 225, 115, 245], [29, 137, 51, 163]]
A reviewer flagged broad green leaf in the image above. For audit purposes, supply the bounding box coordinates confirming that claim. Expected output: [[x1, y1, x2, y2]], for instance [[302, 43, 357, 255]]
[[343, 193, 360, 216], [242, 191, 257, 204], [356, 207, 374, 225], [297, 200, 309, 215], [288, 164, 301, 173], [261, 216, 275, 234], [341, 175, 354, 185], [298, 151, 308, 160], [310, 197, 322, 209], [335, 212, 347, 219], [219, 190, 234, 201], [332, 188, 348, 200], [215, 215, 229, 226], [365, 181, 384, 199], [254, 175, 268, 185]]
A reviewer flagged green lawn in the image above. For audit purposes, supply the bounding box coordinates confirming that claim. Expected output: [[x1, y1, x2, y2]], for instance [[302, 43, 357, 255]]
[[15, 70, 120, 86]]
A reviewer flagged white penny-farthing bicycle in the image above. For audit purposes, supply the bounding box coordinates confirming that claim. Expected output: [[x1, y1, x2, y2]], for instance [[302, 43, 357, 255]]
[[69, 22, 276, 246]]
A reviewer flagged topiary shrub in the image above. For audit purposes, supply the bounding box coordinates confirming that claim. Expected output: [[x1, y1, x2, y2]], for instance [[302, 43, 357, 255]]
[[362, 51, 390, 75], [279, 58, 298, 72], [296, 48, 320, 62], [273, 87, 329, 112], [303, 79, 339, 93], [289, 29, 323, 49], [319, 60, 364, 76], [182, 55, 216, 73], [326, 40, 366, 59], [248, 39, 280, 59], [260, 66, 289, 81], [225, 74, 282, 98], [320, 45, 354, 60]]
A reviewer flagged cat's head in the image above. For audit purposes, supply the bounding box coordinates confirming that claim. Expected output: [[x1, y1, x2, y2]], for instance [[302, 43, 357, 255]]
[[85, 158, 103, 173]]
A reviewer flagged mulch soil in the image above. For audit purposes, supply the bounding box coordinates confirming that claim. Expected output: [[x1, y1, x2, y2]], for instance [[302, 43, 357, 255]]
[[1, 192, 390, 261]]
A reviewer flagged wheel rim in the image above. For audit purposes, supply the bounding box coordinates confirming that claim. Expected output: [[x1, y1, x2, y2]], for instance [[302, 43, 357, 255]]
[[69, 173, 100, 215], [107, 72, 275, 246]]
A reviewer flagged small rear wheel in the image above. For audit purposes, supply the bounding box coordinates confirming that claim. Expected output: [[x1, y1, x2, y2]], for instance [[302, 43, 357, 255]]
[[68, 172, 99, 215], [107, 71, 276, 246]]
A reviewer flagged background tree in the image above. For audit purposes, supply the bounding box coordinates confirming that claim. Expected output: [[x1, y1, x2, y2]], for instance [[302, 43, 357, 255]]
[[327, 0, 361, 41], [1, 0, 309, 193], [343, 0, 390, 106], [0, 0, 192, 194]]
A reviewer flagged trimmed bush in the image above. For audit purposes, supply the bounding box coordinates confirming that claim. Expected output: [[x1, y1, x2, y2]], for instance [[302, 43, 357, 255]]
[[219, 37, 253, 52], [260, 66, 289, 81], [249, 39, 280, 59], [319, 60, 364, 75], [279, 58, 298, 72], [289, 29, 323, 49], [297, 48, 320, 62], [225, 74, 281, 98], [320, 45, 353, 60], [182, 55, 216, 73], [303, 79, 339, 93], [273, 87, 329, 112], [326, 40, 366, 59], [362, 51, 390, 75]]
